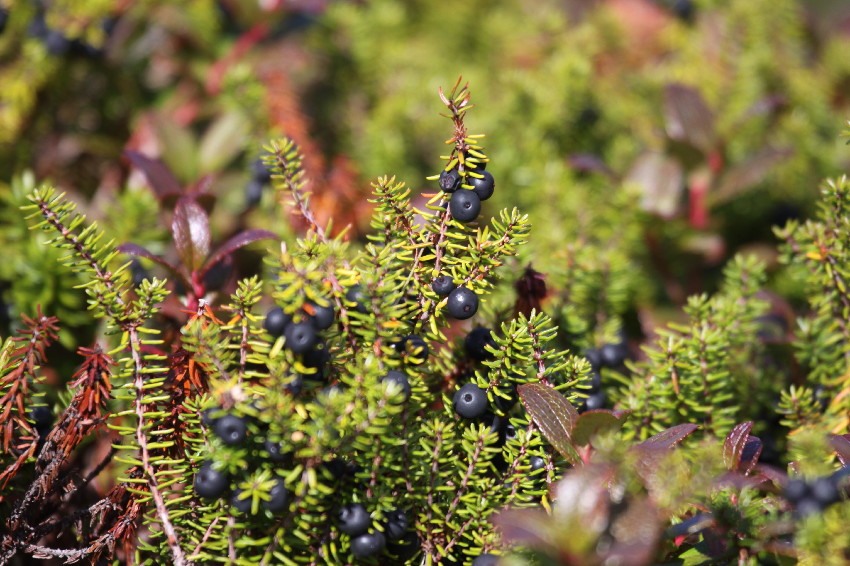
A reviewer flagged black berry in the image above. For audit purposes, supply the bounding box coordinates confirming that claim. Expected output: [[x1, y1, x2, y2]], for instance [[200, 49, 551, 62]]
[[589, 371, 602, 392], [231, 488, 252, 513], [784, 479, 809, 504], [464, 153, 487, 171], [214, 414, 248, 445], [446, 286, 479, 320], [465, 327, 496, 361], [194, 463, 229, 499], [453, 383, 489, 419], [672, 0, 695, 22], [264, 307, 291, 337], [384, 509, 409, 540], [338, 503, 371, 536], [439, 169, 462, 193], [472, 553, 499, 566], [29, 405, 53, 436], [529, 455, 546, 474], [500, 422, 518, 445], [382, 370, 412, 401], [263, 439, 289, 463], [308, 301, 335, 330], [493, 382, 518, 412], [302, 342, 330, 380], [403, 335, 429, 364], [264, 478, 289, 512], [350, 530, 386, 559], [245, 178, 264, 207], [284, 321, 318, 354], [449, 190, 481, 223], [599, 342, 627, 368], [345, 285, 369, 314], [584, 348, 601, 370], [251, 158, 273, 184], [432, 275, 457, 296], [584, 391, 607, 412], [386, 531, 419, 560], [0, 9, 8, 35], [44, 29, 71, 56], [811, 476, 840, 506], [468, 171, 495, 201]]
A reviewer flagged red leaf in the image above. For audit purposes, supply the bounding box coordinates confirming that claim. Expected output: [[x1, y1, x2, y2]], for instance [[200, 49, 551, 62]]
[[663, 83, 716, 154], [200, 229, 278, 278], [712, 147, 794, 205], [723, 421, 754, 471], [124, 150, 182, 198], [829, 434, 850, 466], [518, 383, 579, 464], [172, 198, 211, 272], [571, 410, 631, 447], [637, 423, 699, 451], [740, 436, 763, 475]]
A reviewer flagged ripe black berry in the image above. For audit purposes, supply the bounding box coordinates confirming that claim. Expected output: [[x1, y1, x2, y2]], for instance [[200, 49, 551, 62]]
[[264, 478, 289, 512], [500, 423, 518, 445], [44, 29, 71, 56], [382, 370, 412, 401], [432, 275, 457, 296], [811, 476, 840, 506], [784, 479, 809, 504], [589, 371, 602, 392], [439, 169, 462, 193], [403, 335, 429, 364], [302, 342, 330, 380], [465, 327, 495, 361], [464, 154, 487, 171], [453, 383, 489, 419], [672, 0, 695, 22], [493, 382, 518, 412], [284, 321, 317, 354], [584, 391, 607, 412], [194, 463, 229, 499], [0, 9, 8, 35], [449, 190, 481, 223], [468, 171, 495, 201], [263, 439, 289, 463], [584, 348, 601, 370], [338, 503, 371, 536], [384, 509, 409, 540], [264, 307, 291, 337], [446, 286, 479, 320], [599, 342, 627, 368], [251, 158, 273, 184], [308, 301, 335, 330], [472, 553, 499, 566], [214, 414, 248, 445], [29, 405, 53, 436], [529, 455, 546, 474], [345, 285, 369, 314], [245, 179, 264, 207], [350, 530, 386, 559], [231, 488, 252, 513], [386, 531, 419, 560]]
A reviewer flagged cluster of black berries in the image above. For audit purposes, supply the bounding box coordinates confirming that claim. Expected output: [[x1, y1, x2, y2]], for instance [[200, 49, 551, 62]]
[[438, 151, 494, 224], [245, 158, 273, 207], [194, 410, 291, 514], [581, 341, 628, 412], [28, 9, 112, 59], [432, 276, 480, 320], [337, 503, 414, 559], [264, 299, 335, 380], [784, 471, 847, 518]]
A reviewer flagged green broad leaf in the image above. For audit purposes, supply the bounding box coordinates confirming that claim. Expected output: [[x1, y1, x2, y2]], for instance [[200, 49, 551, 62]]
[[571, 409, 631, 447], [172, 197, 211, 272], [518, 382, 579, 464], [723, 421, 754, 471]]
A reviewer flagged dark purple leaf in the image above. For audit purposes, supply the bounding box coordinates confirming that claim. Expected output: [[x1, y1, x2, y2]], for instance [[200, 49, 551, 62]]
[[116, 243, 189, 286], [663, 83, 716, 154], [829, 434, 850, 466], [602, 498, 661, 566], [124, 150, 182, 198], [740, 436, 763, 475], [172, 198, 211, 272], [626, 152, 684, 219], [636, 423, 699, 451], [571, 410, 631, 447], [723, 421, 754, 472], [518, 383, 579, 464], [200, 229, 278, 278], [712, 147, 794, 205]]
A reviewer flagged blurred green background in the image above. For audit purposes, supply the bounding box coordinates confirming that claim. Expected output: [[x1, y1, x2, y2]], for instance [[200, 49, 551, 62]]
[[2, 0, 850, 349]]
